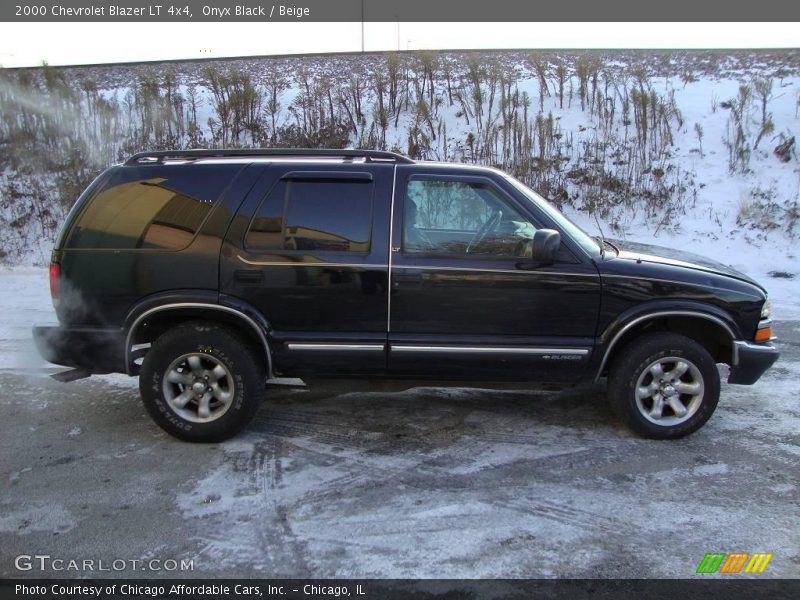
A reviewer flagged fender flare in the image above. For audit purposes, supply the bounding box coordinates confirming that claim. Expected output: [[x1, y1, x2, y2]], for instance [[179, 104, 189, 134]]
[[595, 309, 739, 381], [124, 300, 273, 377]]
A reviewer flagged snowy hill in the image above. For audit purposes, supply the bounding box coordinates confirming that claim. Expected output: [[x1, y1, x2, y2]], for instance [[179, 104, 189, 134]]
[[1, 49, 798, 314]]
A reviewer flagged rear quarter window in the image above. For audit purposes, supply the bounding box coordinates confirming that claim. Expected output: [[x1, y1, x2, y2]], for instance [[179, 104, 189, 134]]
[[65, 165, 237, 250]]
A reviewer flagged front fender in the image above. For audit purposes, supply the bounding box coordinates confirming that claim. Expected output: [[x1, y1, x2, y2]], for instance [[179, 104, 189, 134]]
[[594, 300, 742, 380]]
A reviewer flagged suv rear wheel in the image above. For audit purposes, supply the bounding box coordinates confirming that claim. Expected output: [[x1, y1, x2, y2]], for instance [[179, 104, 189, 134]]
[[139, 321, 265, 442], [608, 332, 720, 439]]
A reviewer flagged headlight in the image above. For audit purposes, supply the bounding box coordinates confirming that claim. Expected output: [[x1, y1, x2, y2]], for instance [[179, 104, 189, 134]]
[[761, 300, 771, 319]]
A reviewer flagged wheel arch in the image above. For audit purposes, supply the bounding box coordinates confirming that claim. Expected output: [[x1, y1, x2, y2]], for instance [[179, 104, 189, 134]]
[[596, 309, 739, 381], [125, 302, 272, 377]]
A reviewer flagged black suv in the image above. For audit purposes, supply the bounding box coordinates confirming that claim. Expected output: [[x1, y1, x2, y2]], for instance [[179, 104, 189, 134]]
[[33, 149, 779, 442]]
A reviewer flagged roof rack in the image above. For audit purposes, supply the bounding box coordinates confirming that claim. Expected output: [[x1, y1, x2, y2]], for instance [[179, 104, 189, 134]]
[[124, 148, 414, 166]]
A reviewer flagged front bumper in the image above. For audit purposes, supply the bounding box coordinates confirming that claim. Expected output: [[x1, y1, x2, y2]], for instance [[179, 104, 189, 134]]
[[32, 325, 126, 374], [728, 341, 780, 385]]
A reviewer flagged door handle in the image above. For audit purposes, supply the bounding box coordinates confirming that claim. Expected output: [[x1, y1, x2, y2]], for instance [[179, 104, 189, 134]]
[[234, 269, 264, 282], [393, 272, 423, 282], [392, 271, 424, 290]]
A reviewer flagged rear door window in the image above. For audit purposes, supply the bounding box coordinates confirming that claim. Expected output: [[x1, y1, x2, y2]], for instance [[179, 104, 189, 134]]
[[66, 165, 236, 250], [246, 174, 373, 252]]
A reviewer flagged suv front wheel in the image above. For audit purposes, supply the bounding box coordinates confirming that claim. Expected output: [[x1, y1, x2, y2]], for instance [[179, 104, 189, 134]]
[[608, 332, 721, 439], [139, 321, 265, 442]]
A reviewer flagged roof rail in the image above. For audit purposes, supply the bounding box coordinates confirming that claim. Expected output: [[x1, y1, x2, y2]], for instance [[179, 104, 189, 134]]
[[124, 148, 414, 166]]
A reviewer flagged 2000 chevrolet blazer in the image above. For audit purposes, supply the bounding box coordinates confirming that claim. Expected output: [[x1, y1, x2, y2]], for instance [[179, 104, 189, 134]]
[[33, 149, 779, 442]]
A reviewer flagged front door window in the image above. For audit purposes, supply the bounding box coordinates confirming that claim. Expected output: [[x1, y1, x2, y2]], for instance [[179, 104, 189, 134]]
[[403, 177, 537, 257]]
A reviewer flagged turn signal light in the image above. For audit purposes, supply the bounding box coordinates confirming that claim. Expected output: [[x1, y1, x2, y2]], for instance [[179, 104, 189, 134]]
[[754, 327, 772, 343]]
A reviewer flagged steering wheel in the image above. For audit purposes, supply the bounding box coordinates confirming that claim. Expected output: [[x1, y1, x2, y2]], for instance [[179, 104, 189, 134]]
[[466, 210, 502, 253]]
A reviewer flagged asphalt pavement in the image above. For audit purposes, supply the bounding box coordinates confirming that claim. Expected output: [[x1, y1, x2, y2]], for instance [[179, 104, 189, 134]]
[[1, 322, 799, 579]]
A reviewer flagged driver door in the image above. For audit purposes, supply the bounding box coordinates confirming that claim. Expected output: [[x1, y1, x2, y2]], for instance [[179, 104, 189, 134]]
[[387, 168, 601, 380]]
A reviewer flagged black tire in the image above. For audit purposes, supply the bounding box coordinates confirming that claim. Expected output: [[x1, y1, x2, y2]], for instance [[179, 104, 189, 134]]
[[139, 321, 265, 443], [608, 332, 720, 439]]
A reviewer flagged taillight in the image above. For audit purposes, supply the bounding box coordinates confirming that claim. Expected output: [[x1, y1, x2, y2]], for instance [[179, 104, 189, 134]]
[[49, 262, 60, 301]]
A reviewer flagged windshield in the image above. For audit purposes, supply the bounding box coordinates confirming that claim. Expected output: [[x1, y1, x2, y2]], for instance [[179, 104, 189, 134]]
[[502, 174, 601, 256]]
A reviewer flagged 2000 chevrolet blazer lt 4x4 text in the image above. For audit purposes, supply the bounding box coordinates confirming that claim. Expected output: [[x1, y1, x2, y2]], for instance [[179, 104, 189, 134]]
[[33, 149, 780, 442]]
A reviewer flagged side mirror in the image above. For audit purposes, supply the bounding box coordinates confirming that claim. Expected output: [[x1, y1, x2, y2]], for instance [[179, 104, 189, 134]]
[[530, 229, 560, 264]]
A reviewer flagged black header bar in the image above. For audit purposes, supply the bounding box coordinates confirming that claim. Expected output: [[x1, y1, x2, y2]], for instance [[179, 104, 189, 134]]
[[2, 578, 800, 600], [2, 0, 800, 22]]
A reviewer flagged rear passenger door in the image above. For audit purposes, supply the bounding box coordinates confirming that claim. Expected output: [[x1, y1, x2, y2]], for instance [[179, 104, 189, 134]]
[[220, 164, 392, 375]]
